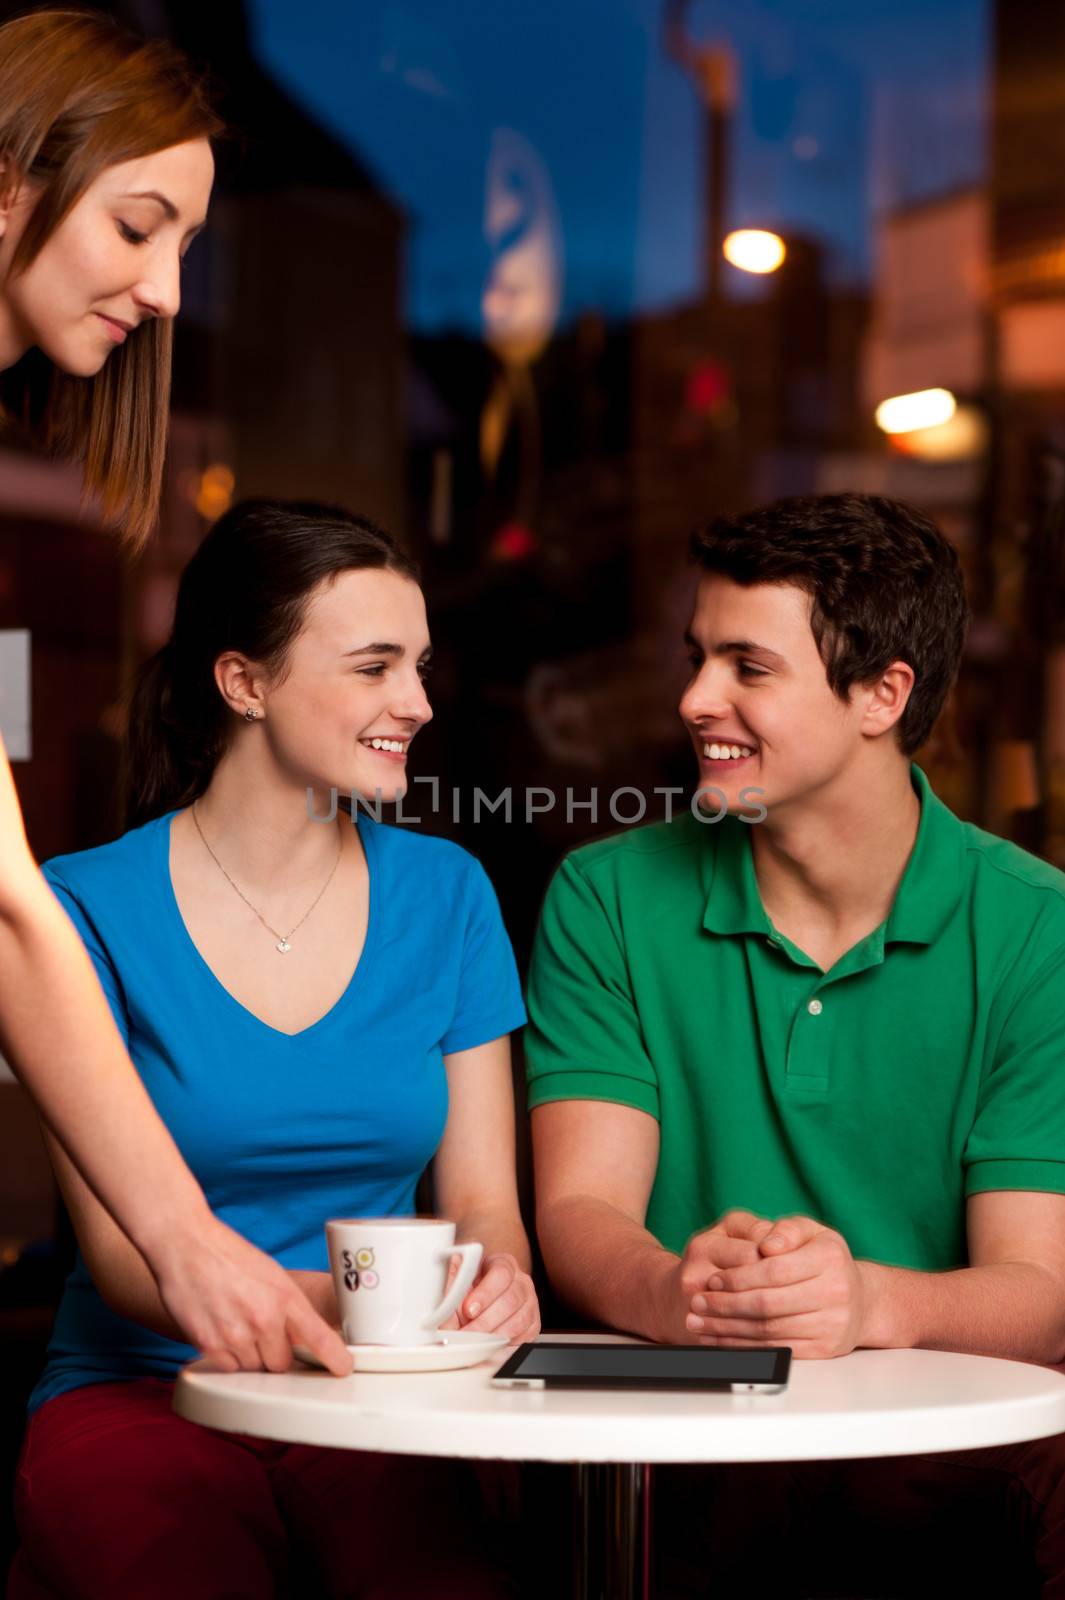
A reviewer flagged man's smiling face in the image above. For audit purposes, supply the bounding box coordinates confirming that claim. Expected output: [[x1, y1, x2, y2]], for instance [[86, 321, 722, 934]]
[[679, 573, 872, 814]]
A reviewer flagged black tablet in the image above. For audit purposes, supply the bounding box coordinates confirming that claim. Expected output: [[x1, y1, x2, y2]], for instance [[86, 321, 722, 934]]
[[492, 1342, 791, 1393]]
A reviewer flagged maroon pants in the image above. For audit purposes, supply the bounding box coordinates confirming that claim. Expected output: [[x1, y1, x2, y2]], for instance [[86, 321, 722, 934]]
[[9, 1380, 516, 1600], [655, 1435, 1065, 1598]]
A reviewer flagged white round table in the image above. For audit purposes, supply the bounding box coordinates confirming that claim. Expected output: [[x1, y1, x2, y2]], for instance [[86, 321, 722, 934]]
[[174, 1335, 1065, 1599]]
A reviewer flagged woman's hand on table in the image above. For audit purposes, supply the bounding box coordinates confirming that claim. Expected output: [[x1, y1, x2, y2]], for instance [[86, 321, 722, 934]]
[[442, 1251, 541, 1341], [155, 1217, 352, 1376]]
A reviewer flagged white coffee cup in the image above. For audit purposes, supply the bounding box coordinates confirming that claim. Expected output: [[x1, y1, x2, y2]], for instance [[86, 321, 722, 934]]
[[325, 1218, 484, 1347]]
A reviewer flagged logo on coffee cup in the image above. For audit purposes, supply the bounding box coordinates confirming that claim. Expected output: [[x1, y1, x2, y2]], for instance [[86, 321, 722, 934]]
[[341, 1247, 379, 1291]]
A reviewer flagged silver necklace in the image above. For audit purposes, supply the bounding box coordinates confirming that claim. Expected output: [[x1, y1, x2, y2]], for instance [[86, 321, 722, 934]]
[[191, 804, 342, 953]]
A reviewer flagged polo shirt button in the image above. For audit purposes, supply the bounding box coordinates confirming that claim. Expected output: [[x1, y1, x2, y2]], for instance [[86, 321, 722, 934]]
[[807, 998, 823, 1016]]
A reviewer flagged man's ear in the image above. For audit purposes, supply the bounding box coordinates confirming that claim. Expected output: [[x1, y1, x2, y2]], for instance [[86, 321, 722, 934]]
[[861, 660, 916, 740]]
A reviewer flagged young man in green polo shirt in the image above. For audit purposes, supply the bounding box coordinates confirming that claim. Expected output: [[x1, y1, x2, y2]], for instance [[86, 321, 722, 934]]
[[526, 492, 1065, 1594]]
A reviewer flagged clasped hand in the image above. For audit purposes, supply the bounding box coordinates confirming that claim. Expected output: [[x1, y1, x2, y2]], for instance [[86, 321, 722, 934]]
[[675, 1209, 866, 1359]]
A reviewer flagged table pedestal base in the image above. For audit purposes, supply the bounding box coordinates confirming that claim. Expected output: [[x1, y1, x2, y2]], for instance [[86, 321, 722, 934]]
[[575, 1462, 653, 1600]]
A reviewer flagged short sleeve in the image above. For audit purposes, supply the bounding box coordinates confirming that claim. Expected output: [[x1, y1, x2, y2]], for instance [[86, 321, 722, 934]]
[[965, 941, 1065, 1196], [42, 865, 130, 1048], [439, 860, 526, 1055], [525, 855, 659, 1118]]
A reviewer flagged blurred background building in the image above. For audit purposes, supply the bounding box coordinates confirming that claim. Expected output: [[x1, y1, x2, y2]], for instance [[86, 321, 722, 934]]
[[3, 0, 1065, 1573]]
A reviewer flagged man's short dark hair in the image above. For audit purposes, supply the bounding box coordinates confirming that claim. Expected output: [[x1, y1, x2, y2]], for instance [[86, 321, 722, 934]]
[[689, 493, 971, 757]]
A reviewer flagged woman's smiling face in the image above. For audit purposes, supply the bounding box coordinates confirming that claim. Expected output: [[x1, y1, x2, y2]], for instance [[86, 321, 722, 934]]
[[248, 568, 435, 806], [0, 138, 213, 375]]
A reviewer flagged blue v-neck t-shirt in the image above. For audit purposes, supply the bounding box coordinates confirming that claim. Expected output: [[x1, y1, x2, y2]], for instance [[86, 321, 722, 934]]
[[30, 808, 526, 1411]]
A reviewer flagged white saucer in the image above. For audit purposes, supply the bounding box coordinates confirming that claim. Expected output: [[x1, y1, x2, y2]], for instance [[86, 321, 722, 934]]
[[294, 1330, 510, 1374]]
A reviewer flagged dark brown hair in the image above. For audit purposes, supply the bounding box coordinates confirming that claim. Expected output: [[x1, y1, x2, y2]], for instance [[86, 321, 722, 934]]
[[0, 9, 222, 547], [126, 499, 421, 827], [689, 492, 971, 756]]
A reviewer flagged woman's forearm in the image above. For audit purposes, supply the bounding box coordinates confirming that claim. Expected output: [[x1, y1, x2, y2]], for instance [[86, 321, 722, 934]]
[[43, 1118, 338, 1344], [1, 746, 351, 1375], [0, 749, 209, 1258], [0, 870, 213, 1257], [106, 1260, 337, 1345], [89, 1236, 335, 1347], [454, 1204, 532, 1272], [4, 880, 352, 1371]]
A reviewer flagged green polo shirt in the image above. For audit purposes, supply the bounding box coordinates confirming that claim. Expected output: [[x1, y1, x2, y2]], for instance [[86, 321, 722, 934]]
[[525, 765, 1065, 1271]]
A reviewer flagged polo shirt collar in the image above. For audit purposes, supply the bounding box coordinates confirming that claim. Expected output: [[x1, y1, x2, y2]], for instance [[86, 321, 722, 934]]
[[701, 816, 773, 938], [702, 763, 966, 947], [883, 764, 966, 945]]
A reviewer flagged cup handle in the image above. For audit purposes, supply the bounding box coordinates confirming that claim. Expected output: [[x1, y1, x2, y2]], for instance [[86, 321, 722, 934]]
[[422, 1242, 483, 1330]]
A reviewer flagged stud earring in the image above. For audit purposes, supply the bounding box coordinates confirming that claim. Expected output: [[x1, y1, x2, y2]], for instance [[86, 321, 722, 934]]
[[243, 707, 259, 722]]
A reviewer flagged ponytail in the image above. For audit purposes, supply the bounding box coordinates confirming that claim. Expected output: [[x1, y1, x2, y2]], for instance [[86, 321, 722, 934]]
[[125, 641, 227, 829]]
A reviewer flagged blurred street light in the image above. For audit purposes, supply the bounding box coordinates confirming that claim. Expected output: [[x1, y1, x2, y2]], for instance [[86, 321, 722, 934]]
[[722, 229, 786, 274], [875, 387, 957, 434], [888, 404, 987, 461], [193, 463, 235, 521]]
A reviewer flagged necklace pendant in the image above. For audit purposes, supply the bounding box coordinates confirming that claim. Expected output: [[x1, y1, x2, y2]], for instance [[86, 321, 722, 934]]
[[276, 939, 292, 954]]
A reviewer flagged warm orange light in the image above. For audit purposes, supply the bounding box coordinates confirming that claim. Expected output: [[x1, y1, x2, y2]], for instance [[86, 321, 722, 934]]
[[722, 229, 786, 274], [195, 463, 235, 520], [875, 388, 956, 435], [888, 404, 987, 461]]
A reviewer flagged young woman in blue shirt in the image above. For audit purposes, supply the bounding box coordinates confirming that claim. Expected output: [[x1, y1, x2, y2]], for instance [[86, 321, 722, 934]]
[[11, 499, 537, 1600]]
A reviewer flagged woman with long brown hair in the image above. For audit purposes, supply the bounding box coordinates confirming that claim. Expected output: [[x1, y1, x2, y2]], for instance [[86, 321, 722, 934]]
[[12, 497, 536, 1598], [0, 9, 348, 1376]]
